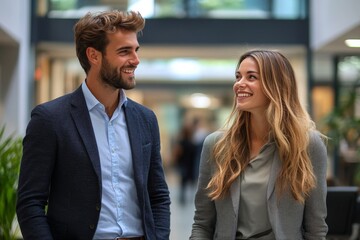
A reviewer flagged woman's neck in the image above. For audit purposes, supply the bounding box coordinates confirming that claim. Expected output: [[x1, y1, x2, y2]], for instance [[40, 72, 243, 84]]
[[249, 114, 270, 159]]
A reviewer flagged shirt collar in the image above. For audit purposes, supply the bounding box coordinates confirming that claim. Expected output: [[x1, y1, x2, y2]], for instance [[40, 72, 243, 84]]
[[81, 80, 128, 111]]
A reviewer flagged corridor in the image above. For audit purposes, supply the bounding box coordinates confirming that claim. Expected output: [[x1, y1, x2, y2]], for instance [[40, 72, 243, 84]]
[[167, 168, 196, 240]]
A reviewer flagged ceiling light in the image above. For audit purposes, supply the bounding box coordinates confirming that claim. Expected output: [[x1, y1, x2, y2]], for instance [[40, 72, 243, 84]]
[[345, 39, 360, 48], [190, 93, 211, 108]]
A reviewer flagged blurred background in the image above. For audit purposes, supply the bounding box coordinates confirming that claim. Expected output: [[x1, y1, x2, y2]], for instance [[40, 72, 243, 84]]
[[0, 0, 360, 239]]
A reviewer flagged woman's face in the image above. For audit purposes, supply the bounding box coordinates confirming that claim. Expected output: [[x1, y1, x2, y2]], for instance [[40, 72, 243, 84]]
[[233, 57, 270, 115]]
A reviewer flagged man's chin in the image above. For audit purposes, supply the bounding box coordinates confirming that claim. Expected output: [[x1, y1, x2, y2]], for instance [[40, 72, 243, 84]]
[[125, 78, 136, 89], [122, 82, 136, 90]]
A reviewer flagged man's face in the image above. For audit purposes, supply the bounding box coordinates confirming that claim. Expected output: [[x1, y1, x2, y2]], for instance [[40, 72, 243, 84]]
[[100, 29, 140, 90]]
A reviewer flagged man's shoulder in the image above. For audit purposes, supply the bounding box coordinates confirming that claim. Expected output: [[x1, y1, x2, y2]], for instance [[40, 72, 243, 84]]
[[126, 98, 154, 115], [34, 88, 81, 114], [43, 93, 74, 107]]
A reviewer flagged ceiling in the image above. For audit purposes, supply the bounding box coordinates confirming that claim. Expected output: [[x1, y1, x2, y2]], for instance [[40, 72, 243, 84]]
[[21, 24, 360, 60], [36, 42, 307, 59], [0, 27, 17, 46], [1, 18, 359, 59], [314, 25, 360, 54]]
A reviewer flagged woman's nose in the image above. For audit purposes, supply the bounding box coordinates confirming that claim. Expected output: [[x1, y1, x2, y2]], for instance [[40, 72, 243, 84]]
[[235, 78, 246, 88]]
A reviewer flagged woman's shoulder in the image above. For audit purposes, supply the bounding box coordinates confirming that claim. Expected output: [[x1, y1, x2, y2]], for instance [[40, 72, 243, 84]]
[[309, 130, 327, 146], [203, 130, 224, 146], [308, 130, 327, 159]]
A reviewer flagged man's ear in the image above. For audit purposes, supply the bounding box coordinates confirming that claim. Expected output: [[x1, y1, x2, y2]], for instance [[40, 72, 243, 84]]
[[86, 47, 101, 65]]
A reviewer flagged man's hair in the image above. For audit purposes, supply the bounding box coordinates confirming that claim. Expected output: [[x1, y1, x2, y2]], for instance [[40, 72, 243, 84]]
[[74, 10, 145, 73]]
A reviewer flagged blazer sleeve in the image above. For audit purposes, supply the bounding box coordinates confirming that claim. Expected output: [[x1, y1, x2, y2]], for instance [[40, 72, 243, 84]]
[[16, 105, 56, 239], [146, 110, 171, 239], [190, 132, 220, 239], [303, 131, 328, 239]]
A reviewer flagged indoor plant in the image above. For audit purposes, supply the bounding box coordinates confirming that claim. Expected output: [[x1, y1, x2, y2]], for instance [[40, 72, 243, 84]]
[[321, 80, 360, 185], [0, 126, 22, 240]]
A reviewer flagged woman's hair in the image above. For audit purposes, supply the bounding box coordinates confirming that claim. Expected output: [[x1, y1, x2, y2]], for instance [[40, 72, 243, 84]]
[[208, 49, 318, 203], [74, 10, 145, 73]]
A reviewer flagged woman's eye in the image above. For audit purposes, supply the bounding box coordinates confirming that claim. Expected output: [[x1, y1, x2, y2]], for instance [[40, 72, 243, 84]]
[[249, 75, 257, 80]]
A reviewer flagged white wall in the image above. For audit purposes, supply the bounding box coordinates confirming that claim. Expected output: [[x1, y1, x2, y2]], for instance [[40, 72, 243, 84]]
[[311, 0, 360, 50], [0, 0, 31, 136]]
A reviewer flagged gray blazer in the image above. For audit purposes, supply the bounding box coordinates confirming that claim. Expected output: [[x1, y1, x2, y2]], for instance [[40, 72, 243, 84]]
[[190, 131, 328, 240]]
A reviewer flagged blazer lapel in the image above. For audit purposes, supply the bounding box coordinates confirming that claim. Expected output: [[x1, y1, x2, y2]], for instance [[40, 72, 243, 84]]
[[69, 87, 101, 180], [123, 102, 144, 186], [230, 175, 241, 215], [267, 149, 281, 199]]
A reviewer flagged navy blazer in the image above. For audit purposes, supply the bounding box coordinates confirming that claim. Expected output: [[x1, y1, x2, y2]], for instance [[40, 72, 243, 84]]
[[16, 86, 171, 240]]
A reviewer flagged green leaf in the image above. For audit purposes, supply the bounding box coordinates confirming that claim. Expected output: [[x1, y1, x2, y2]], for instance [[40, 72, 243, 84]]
[[0, 126, 22, 240]]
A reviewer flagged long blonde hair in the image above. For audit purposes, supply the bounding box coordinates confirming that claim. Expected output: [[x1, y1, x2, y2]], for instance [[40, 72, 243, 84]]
[[207, 50, 317, 203]]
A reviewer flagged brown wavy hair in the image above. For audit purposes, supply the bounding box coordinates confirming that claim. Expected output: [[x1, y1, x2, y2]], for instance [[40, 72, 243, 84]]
[[207, 50, 319, 203], [74, 10, 145, 73]]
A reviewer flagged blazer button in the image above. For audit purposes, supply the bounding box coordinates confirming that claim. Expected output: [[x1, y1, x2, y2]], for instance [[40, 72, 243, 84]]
[[96, 205, 100, 211], [89, 224, 95, 229]]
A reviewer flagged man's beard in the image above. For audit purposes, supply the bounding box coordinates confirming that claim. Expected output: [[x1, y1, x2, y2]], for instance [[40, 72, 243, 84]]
[[100, 58, 136, 90]]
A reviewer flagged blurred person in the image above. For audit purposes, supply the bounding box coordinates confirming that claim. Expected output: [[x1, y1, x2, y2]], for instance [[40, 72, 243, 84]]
[[190, 50, 328, 239], [191, 117, 210, 181], [16, 10, 170, 240], [173, 122, 197, 205]]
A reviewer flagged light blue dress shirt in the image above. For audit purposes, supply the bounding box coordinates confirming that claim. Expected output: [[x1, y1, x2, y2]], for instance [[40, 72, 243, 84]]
[[81, 82, 143, 239]]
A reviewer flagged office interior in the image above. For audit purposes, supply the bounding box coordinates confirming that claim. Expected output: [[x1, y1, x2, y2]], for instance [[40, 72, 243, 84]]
[[3, 0, 358, 182], [1, 0, 360, 238]]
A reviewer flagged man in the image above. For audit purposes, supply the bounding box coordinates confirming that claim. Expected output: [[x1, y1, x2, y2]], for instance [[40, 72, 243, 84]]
[[16, 10, 171, 240]]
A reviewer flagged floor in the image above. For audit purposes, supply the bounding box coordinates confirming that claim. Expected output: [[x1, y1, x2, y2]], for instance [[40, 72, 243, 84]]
[[166, 169, 197, 240]]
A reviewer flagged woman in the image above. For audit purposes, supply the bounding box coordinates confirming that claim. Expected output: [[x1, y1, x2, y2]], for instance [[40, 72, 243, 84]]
[[190, 50, 328, 239]]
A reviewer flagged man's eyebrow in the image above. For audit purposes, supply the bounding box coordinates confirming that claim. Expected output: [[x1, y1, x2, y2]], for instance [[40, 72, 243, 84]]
[[116, 46, 131, 52], [115, 46, 140, 52]]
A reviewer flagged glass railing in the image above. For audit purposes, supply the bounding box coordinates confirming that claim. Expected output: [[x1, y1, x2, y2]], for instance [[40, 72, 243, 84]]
[[36, 0, 307, 19]]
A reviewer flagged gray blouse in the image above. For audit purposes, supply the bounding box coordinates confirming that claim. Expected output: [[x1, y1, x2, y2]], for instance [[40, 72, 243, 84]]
[[236, 142, 276, 240]]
